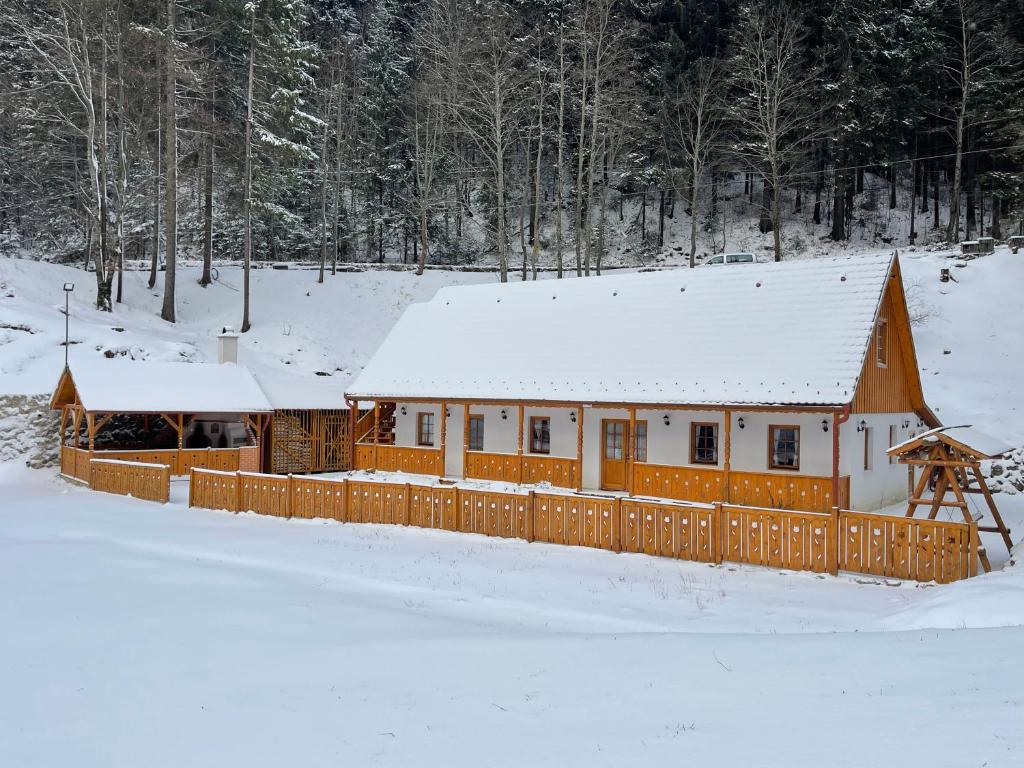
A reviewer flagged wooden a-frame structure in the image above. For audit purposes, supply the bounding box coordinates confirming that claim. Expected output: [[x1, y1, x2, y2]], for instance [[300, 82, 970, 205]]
[[888, 426, 1013, 573]]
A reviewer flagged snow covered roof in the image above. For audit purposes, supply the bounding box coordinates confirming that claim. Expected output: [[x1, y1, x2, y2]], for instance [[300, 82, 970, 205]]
[[58, 359, 273, 413], [253, 373, 347, 410], [348, 253, 897, 406], [888, 425, 1013, 459]]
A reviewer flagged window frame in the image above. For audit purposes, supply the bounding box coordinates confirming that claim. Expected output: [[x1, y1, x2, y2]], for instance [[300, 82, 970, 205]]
[[468, 414, 485, 452], [634, 420, 648, 463], [416, 412, 435, 447], [876, 317, 888, 368], [529, 416, 551, 455], [768, 424, 801, 471], [690, 422, 719, 465]]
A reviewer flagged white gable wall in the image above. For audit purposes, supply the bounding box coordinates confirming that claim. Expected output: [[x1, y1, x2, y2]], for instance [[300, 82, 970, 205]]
[[841, 411, 919, 510]]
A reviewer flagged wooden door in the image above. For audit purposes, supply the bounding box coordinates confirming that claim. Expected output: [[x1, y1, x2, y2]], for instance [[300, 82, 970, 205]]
[[601, 419, 628, 491]]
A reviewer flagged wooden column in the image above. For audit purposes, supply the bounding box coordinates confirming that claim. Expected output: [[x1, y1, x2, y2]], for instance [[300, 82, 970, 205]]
[[627, 407, 637, 495], [517, 404, 525, 479], [177, 414, 184, 449], [830, 410, 842, 508], [346, 399, 357, 469], [86, 412, 95, 452], [439, 401, 448, 478], [575, 404, 584, 492], [373, 402, 381, 468], [723, 409, 732, 503], [71, 406, 83, 448], [462, 403, 470, 480]]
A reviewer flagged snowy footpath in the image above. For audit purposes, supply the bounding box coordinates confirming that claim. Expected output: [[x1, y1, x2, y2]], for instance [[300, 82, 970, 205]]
[[2, 464, 1022, 768]]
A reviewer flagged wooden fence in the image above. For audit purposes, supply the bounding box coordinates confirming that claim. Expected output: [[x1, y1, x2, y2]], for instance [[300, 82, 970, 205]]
[[61, 445, 244, 478], [87, 458, 171, 503], [837, 509, 977, 583], [189, 469, 979, 583]]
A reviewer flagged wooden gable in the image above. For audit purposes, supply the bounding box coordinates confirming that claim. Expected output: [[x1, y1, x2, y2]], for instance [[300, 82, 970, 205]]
[[49, 367, 79, 410], [850, 256, 936, 424]]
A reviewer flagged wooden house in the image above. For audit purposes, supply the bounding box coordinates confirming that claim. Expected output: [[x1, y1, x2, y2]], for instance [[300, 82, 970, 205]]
[[345, 253, 939, 513], [52, 329, 354, 481]]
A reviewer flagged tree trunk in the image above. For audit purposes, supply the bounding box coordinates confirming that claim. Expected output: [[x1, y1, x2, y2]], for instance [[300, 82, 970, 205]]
[[813, 144, 823, 225], [831, 153, 847, 241], [889, 164, 897, 209], [240, 10, 256, 332], [115, 14, 128, 304], [149, 77, 160, 290], [160, 0, 176, 323], [990, 195, 1001, 240], [200, 56, 214, 288]]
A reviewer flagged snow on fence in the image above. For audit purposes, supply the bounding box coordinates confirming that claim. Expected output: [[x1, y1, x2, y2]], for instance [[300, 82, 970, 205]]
[[89, 459, 171, 504], [187, 469, 979, 584]]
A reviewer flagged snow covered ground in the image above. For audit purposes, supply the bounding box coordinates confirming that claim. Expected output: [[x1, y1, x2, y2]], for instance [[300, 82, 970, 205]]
[[1, 463, 1022, 767]]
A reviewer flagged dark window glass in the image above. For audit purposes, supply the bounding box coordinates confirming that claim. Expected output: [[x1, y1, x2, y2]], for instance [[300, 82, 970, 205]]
[[691, 423, 718, 464], [468, 415, 484, 451], [770, 426, 800, 470], [530, 417, 550, 454]]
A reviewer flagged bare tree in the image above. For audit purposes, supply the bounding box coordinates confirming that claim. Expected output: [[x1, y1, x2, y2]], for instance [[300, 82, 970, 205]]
[[664, 58, 726, 268], [940, 0, 1005, 243], [160, 0, 176, 322], [441, 0, 525, 282], [240, 6, 256, 332], [730, 1, 824, 261]]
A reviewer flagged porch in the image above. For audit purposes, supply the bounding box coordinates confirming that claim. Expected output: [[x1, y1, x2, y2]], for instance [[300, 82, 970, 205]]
[[350, 400, 852, 514], [57, 407, 265, 483]]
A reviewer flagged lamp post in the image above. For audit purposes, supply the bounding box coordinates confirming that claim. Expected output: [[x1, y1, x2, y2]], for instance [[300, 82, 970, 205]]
[[62, 283, 74, 367]]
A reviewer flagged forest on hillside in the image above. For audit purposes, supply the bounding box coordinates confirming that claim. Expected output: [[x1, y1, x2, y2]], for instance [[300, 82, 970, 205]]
[[1, 0, 1023, 326]]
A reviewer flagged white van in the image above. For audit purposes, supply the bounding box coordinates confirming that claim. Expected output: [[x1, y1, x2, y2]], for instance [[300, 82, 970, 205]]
[[704, 252, 756, 266]]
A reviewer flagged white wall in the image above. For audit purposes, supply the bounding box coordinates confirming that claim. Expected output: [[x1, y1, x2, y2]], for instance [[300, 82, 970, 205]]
[[841, 411, 920, 510], [393, 403, 441, 448], [523, 406, 578, 458], [467, 405, 519, 454], [728, 411, 833, 477], [444, 406, 464, 478]]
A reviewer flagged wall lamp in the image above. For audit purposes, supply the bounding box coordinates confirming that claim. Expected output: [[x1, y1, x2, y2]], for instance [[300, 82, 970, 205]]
[[445, 407, 451, 418], [569, 410, 577, 423], [902, 419, 910, 429], [500, 409, 508, 421], [663, 414, 671, 426], [821, 419, 829, 433], [400, 406, 407, 416], [857, 419, 867, 432], [737, 417, 745, 430]]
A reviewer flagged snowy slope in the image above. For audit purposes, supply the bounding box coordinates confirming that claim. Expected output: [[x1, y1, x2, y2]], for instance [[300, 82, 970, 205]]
[[1, 463, 1021, 768]]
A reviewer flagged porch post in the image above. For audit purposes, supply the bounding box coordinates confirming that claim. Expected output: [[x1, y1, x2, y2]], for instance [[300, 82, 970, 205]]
[[463, 403, 470, 480], [346, 398, 357, 469], [831, 409, 841, 507], [576, 404, 584, 492], [723, 409, 732, 504], [517, 404, 525, 481], [439, 401, 448, 478], [627, 407, 637, 496], [86, 412, 95, 452], [373, 401, 381, 469]]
